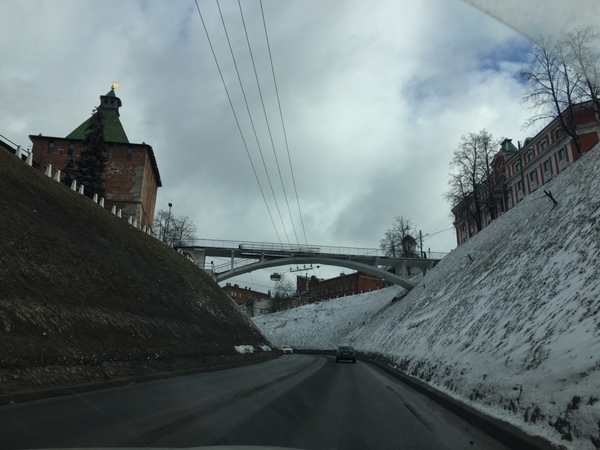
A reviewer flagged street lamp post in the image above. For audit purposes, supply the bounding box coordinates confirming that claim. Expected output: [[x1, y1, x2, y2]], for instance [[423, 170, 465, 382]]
[[165, 202, 173, 246]]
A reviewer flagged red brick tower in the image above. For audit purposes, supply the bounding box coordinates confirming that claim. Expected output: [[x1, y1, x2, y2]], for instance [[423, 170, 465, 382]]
[[30, 86, 161, 229]]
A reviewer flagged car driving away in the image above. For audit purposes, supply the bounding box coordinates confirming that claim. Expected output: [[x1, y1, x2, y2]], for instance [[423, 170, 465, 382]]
[[336, 345, 356, 363], [281, 345, 293, 354]]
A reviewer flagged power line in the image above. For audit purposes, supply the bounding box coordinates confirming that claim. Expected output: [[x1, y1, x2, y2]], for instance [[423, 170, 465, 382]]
[[424, 225, 454, 237], [193, 0, 282, 244], [421, 215, 452, 235], [259, 0, 309, 246], [237, 0, 299, 245], [215, 0, 291, 245]]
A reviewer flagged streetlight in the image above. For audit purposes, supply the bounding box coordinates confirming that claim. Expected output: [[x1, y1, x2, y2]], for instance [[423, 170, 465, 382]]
[[165, 202, 173, 246]]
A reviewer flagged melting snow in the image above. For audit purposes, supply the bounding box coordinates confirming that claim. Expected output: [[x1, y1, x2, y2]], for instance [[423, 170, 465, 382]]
[[234, 345, 255, 354], [255, 146, 600, 450]]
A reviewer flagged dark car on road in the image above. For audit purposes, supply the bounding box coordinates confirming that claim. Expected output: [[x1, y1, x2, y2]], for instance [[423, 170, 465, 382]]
[[336, 345, 357, 363]]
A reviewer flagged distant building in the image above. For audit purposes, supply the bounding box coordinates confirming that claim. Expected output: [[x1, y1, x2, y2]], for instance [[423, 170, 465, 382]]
[[452, 104, 600, 246], [452, 138, 516, 246], [29, 86, 162, 229], [504, 106, 599, 209], [222, 283, 271, 317], [303, 272, 382, 302]]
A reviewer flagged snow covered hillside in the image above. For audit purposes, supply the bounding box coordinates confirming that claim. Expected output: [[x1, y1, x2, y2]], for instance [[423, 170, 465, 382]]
[[253, 286, 404, 350], [254, 146, 600, 450]]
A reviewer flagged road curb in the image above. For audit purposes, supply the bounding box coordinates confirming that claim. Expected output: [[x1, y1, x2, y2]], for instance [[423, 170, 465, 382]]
[[298, 350, 557, 450]]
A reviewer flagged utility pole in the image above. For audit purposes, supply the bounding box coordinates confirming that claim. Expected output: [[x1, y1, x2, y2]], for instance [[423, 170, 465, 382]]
[[419, 230, 424, 258], [165, 202, 173, 246]]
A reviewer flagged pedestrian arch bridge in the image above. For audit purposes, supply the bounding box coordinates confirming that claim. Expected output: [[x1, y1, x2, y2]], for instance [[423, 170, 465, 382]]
[[176, 239, 447, 291]]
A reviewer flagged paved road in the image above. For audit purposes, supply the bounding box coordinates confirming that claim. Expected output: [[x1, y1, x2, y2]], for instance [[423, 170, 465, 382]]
[[1, 355, 509, 449]]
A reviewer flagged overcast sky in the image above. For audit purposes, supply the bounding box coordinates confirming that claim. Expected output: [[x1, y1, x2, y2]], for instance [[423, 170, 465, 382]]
[[1, 1, 590, 292]]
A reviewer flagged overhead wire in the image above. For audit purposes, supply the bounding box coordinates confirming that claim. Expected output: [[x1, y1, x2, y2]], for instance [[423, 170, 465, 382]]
[[215, 0, 292, 245], [420, 215, 452, 235], [236, 0, 300, 245], [193, 0, 282, 244], [425, 225, 454, 237], [259, 0, 309, 246]]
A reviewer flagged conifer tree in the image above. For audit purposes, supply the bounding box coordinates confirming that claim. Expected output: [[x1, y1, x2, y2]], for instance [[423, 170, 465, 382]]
[[62, 157, 76, 188], [74, 107, 108, 199]]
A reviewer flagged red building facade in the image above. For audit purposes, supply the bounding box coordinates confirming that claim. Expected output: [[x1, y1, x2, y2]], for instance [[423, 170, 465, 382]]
[[452, 105, 600, 246], [29, 87, 161, 229], [504, 108, 599, 209], [304, 272, 383, 302], [222, 283, 270, 306]]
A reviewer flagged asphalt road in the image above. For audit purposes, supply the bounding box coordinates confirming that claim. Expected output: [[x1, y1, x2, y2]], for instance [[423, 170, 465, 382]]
[[1, 355, 509, 450]]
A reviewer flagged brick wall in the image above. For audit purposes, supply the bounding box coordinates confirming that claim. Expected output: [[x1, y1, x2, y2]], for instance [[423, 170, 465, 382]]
[[30, 136, 159, 228]]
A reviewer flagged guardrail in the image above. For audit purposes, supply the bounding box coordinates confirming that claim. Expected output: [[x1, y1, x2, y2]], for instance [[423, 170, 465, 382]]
[[190, 238, 448, 260]]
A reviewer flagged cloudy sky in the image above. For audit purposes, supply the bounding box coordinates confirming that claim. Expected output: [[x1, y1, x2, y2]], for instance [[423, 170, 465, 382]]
[[1, 1, 592, 291]]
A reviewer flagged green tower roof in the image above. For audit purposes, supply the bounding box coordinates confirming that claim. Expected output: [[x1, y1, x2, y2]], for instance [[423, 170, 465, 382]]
[[66, 88, 129, 144]]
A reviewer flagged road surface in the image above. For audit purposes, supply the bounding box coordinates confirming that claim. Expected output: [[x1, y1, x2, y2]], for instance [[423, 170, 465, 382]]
[[1, 355, 509, 449]]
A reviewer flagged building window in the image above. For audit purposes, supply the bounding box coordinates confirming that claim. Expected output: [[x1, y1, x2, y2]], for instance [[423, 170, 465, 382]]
[[554, 128, 563, 141], [515, 162, 521, 172], [558, 148, 565, 161], [540, 141, 547, 151], [529, 171, 536, 182], [517, 180, 523, 191], [126, 147, 133, 160], [526, 152, 532, 162], [543, 160, 550, 172], [47, 141, 54, 154], [108, 145, 113, 160], [68, 142, 74, 156]]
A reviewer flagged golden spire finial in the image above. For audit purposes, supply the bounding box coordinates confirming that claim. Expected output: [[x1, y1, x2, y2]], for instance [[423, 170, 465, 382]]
[[111, 81, 119, 90]]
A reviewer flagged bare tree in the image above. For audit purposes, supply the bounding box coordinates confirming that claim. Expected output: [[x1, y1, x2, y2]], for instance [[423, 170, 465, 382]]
[[522, 36, 585, 155], [379, 215, 418, 258], [153, 210, 197, 246], [562, 26, 600, 115], [273, 274, 295, 300], [446, 130, 497, 233], [153, 210, 170, 242], [169, 215, 198, 246]]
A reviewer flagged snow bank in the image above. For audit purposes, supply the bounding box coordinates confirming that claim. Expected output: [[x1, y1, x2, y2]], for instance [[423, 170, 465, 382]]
[[253, 286, 403, 350], [255, 146, 600, 449]]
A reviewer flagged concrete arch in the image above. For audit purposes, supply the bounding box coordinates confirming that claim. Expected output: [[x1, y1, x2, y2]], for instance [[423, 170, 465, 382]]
[[216, 256, 416, 291]]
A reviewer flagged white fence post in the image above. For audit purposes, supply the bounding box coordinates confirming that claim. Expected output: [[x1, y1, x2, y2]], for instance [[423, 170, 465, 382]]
[[53, 169, 61, 182], [78, 185, 84, 195], [45, 164, 52, 177], [99, 198, 105, 207], [133, 218, 138, 228], [15, 146, 21, 159], [26, 151, 33, 166], [128, 216, 133, 225], [117, 209, 122, 218], [92, 193, 98, 203], [111, 205, 116, 214]]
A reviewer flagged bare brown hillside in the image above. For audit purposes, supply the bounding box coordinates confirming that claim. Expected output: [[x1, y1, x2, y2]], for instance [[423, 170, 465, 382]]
[[0, 149, 272, 397]]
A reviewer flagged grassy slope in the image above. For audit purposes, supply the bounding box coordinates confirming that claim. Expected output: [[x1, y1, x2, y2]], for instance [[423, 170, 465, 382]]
[[0, 149, 269, 391]]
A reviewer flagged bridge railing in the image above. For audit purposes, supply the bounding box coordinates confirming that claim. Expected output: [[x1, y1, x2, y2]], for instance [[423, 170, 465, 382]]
[[190, 238, 449, 261]]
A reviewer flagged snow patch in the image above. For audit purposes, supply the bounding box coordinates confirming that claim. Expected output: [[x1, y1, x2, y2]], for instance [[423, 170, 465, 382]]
[[234, 345, 255, 354]]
